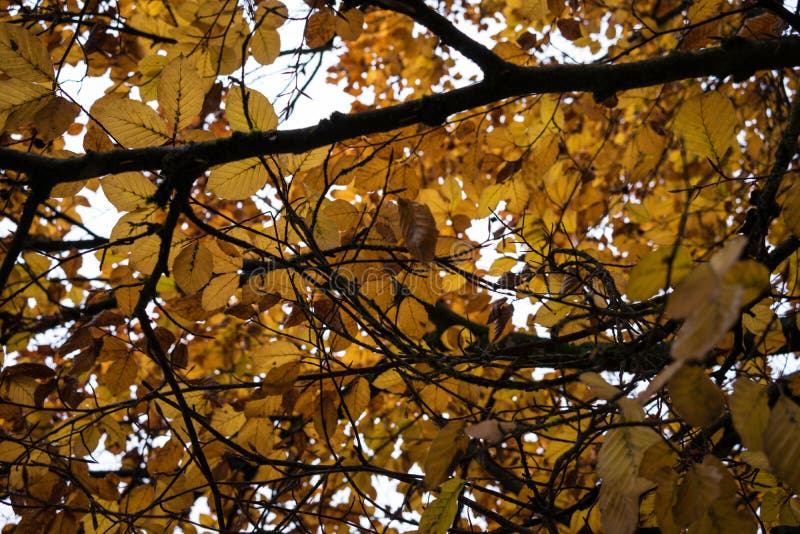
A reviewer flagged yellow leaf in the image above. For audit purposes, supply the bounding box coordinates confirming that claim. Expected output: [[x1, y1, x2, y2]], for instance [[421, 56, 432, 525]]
[[372, 369, 406, 393], [207, 157, 269, 199], [173, 242, 214, 294], [782, 184, 800, 237], [102, 172, 157, 211], [313, 390, 339, 439], [596, 423, 660, 495], [397, 198, 439, 262], [0, 78, 52, 127], [157, 55, 204, 132], [210, 404, 246, 437], [423, 420, 469, 490], [237, 417, 275, 456], [201, 272, 239, 310], [764, 396, 800, 493], [418, 477, 464, 534], [129, 235, 162, 274], [262, 361, 301, 395], [93, 96, 171, 148], [667, 365, 725, 428], [32, 96, 80, 141], [0, 440, 26, 463], [343, 377, 370, 420], [226, 87, 278, 131], [111, 266, 143, 316], [105, 355, 138, 397], [251, 340, 303, 374], [206, 239, 243, 273], [396, 298, 431, 338], [251, 25, 281, 66], [729, 377, 770, 451], [674, 91, 737, 161], [0, 23, 53, 83], [627, 246, 692, 302]]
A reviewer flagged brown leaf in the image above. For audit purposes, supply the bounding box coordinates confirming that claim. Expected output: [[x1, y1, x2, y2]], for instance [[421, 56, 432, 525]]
[[557, 18, 582, 40], [397, 198, 439, 262]]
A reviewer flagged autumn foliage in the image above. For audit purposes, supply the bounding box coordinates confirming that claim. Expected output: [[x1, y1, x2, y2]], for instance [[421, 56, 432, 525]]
[[3, 0, 800, 532]]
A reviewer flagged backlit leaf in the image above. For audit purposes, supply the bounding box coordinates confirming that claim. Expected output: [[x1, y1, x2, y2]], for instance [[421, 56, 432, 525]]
[[0, 23, 53, 83], [157, 55, 204, 132], [207, 157, 269, 199], [674, 91, 737, 161], [173, 242, 214, 294], [102, 172, 156, 211], [201, 272, 239, 310], [250, 26, 281, 66], [226, 87, 278, 131], [93, 96, 171, 148]]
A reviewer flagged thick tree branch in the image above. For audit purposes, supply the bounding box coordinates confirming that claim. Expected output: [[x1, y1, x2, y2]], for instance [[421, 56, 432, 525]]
[[0, 37, 798, 191]]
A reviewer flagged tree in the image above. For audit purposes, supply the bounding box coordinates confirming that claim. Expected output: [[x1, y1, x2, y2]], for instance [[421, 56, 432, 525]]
[[2, 0, 800, 531]]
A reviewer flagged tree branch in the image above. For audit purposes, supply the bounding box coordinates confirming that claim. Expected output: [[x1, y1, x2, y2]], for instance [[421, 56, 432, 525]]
[[0, 37, 797, 191]]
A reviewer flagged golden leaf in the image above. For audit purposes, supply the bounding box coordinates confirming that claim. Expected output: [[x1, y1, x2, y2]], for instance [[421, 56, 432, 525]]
[[93, 96, 171, 148], [0, 23, 53, 83], [102, 172, 157, 212], [596, 423, 660, 496], [598, 486, 639, 534], [262, 361, 301, 395], [201, 272, 239, 310], [105, 355, 138, 397], [667, 365, 725, 428], [237, 417, 275, 456], [422, 420, 469, 490], [207, 157, 270, 199], [157, 55, 204, 132], [418, 477, 464, 534], [226, 87, 278, 131], [251, 25, 281, 66], [210, 404, 246, 437], [764, 396, 800, 493], [627, 246, 692, 302], [670, 284, 743, 362], [256, 1, 289, 29], [173, 242, 214, 294], [728, 378, 770, 452], [674, 91, 737, 161], [343, 378, 370, 420]]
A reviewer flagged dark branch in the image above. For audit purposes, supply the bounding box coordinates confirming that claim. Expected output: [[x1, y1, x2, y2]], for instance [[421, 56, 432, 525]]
[[0, 37, 798, 191]]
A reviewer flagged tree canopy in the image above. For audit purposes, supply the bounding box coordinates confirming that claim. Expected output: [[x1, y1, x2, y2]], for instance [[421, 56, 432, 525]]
[[2, 0, 800, 532]]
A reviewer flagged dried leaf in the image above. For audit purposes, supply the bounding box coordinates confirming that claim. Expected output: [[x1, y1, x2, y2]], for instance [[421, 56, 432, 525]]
[[397, 198, 439, 262]]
